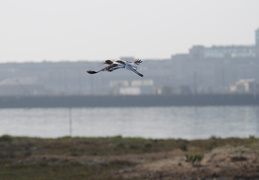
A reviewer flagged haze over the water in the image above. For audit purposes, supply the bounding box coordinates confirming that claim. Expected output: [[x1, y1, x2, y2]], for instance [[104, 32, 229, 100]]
[[0, 0, 258, 63]]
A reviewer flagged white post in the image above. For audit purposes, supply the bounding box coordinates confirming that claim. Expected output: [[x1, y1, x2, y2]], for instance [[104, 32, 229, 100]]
[[69, 107, 72, 137]]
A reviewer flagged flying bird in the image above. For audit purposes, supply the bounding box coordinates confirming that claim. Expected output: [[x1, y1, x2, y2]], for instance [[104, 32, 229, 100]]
[[87, 59, 144, 77]]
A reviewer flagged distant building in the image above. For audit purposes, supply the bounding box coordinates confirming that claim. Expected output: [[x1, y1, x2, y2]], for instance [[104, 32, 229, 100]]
[[0, 77, 47, 96], [229, 79, 259, 94], [189, 28, 259, 59], [119, 87, 141, 95], [110, 79, 154, 95], [189, 45, 256, 59], [256, 28, 259, 57], [156, 85, 192, 95], [109, 80, 129, 95], [131, 80, 154, 95]]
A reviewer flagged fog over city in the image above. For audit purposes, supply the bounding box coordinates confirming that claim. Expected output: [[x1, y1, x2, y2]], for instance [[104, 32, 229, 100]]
[[0, 25, 259, 97]]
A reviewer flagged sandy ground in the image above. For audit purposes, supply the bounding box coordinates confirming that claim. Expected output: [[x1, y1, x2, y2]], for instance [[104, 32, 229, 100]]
[[128, 146, 259, 179]]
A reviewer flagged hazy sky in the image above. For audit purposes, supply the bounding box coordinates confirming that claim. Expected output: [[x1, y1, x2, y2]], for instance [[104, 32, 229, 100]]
[[0, 0, 258, 62]]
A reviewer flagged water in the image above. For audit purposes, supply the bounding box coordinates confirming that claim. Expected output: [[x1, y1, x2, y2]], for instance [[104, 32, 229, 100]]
[[0, 106, 259, 139]]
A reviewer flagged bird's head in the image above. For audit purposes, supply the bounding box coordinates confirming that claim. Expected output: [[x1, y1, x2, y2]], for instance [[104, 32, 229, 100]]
[[134, 59, 142, 65]]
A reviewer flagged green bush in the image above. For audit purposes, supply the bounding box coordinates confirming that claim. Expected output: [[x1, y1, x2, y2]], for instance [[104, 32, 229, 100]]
[[185, 153, 204, 165], [0, 135, 13, 143]]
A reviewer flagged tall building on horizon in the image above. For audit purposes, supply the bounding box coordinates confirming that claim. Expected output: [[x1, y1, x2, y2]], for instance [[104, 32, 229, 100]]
[[256, 28, 259, 57], [256, 28, 259, 45]]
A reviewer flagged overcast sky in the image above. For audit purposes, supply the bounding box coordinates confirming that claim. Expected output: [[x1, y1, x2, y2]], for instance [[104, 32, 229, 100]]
[[0, 0, 258, 62]]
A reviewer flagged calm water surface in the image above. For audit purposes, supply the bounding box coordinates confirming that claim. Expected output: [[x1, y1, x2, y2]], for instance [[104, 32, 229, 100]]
[[0, 106, 259, 139]]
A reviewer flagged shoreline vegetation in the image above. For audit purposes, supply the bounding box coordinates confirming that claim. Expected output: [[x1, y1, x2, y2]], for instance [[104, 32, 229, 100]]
[[0, 135, 259, 179]]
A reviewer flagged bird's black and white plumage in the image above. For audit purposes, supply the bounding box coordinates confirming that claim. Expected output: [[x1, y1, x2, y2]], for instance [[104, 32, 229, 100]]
[[87, 59, 144, 77]]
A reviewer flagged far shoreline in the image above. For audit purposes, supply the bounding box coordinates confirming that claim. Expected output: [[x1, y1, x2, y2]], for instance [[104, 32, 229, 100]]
[[0, 94, 259, 108]]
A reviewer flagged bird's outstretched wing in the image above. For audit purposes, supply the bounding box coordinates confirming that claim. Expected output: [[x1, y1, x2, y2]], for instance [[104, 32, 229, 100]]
[[86, 63, 119, 74]]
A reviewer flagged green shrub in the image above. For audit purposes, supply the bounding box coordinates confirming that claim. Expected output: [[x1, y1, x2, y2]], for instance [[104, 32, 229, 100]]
[[185, 153, 204, 165], [0, 135, 13, 143], [179, 144, 188, 151]]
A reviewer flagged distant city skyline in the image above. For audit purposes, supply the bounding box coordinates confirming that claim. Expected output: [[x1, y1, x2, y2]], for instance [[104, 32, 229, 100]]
[[0, 0, 258, 63]]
